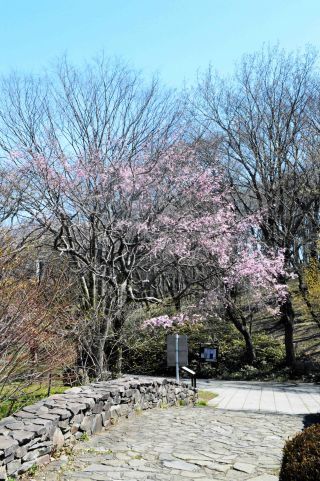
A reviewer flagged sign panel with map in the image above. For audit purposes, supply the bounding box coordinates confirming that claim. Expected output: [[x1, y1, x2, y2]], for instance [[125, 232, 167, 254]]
[[200, 344, 218, 363]]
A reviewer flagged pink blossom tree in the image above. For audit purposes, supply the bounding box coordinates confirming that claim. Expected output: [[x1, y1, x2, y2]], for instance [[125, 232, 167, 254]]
[[0, 58, 183, 377], [6, 140, 288, 368], [143, 201, 288, 364], [0, 58, 288, 374]]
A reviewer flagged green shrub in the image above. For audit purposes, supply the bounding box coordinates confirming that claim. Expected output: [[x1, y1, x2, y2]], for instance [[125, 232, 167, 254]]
[[253, 332, 285, 367], [80, 432, 90, 442], [279, 424, 320, 481], [122, 310, 285, 379]]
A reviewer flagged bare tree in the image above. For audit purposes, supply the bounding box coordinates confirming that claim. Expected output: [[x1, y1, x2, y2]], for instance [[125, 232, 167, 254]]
[[0, 58, 186, 377], [194, 45, 319, 366]]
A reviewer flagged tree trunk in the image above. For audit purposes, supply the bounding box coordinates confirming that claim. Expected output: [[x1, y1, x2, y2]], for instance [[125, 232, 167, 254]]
[[76, 312, 112, 381], [111, 315, 124, 376], [277, 266, 296, 368], [280, 296, 296, 367], [114, 344, 123, 376], [76, 339, 105, 381], [241, 326, 256, 365], [226, 305, 256, 364], [95, 337, 106, 378]]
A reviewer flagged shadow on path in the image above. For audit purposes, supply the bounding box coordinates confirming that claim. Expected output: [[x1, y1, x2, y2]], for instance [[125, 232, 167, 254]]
[[303, 412, 320, 428]]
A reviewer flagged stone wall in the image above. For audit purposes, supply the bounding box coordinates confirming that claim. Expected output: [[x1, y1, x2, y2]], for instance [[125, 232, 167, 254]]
[[0, 377, 197, 479]]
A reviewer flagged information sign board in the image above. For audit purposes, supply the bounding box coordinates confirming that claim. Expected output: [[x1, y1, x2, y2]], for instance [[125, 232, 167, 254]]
[[200, 344, 218, 363], [167, 335, 188, 367]]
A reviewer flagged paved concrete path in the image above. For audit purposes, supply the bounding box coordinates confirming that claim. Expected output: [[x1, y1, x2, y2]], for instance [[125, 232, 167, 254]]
[[196, 380, 320, 414], [30, 406, 304, 481]]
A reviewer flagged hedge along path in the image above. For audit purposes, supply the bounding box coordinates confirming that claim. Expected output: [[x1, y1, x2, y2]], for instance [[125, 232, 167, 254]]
[[0, 377, 197, 479]]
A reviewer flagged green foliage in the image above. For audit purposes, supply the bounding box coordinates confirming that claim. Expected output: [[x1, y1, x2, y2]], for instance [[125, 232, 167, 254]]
[[194, 390, 218, 407], [253, 333, 285, 366], [132, 454, 143, 460], [123, 316, 285, 380], [122, 304, 177, 376], [304, 258, 320, 311], [279, 424, 320, 481], [79, 432, 90, 442], [216, 332, 284, 375], [198, 390, 218, 402], [195, 400, 208, 407], [0, 383, 68, 420], [27, 464, 38, 475], [122, 323, 169, 376]]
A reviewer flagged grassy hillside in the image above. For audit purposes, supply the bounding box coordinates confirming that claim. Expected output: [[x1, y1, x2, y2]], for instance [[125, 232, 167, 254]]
[[252, 280, 320, 365], [123, 281, 320, 380]]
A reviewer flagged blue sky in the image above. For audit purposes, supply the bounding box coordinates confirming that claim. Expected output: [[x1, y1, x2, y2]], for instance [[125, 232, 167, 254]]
[[0, 0, 319, 87]]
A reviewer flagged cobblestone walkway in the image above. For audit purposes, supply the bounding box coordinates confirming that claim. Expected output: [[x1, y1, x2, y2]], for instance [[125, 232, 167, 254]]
[[30, 406, 303, 481]]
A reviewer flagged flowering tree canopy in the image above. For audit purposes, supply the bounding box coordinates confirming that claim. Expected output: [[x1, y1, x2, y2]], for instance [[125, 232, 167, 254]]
[[0, 59, 290, 373], [5, 138, 288, 368]]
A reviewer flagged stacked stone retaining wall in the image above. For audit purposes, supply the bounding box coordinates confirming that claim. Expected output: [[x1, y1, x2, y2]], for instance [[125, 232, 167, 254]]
[[0, 377, 197, 479]]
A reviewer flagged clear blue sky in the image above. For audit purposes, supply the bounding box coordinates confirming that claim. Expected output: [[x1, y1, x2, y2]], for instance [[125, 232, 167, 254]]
[[0, 0, 319, 87]]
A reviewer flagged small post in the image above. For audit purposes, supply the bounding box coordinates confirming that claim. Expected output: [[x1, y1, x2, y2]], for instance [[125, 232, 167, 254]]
[[181, 366, 196, 388], [175, 333, 179, 383], [47, 372, 52, 397], [36, 259, 44, 284]]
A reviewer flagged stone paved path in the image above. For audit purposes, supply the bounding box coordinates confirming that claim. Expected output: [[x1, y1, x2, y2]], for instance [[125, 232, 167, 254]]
[[196, 380, 320, 414], [30, 406, 304, 481]]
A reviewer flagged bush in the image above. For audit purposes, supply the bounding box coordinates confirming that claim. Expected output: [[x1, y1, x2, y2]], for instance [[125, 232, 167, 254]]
[[279, 424, 320, 481], [253, 332, 285, 367], [122, 314, 285, 379]]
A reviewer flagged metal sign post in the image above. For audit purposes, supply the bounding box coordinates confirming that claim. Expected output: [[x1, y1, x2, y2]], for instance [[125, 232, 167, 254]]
[[175, 333, 179, 382], [167, 334, 188, 382]]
